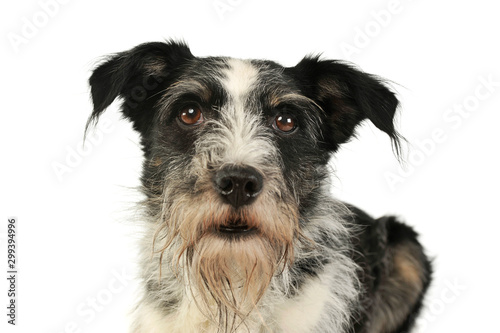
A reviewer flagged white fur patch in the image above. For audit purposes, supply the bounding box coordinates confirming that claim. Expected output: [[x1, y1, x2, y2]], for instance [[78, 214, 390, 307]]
[[275, 275, 331, 332], [194, 58, 277, 170], [132, 300, 208, 333], [221, 58, 259, 103]]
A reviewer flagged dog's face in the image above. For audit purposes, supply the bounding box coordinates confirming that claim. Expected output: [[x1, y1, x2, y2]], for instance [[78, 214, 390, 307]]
[[87, 41, 400, 323]]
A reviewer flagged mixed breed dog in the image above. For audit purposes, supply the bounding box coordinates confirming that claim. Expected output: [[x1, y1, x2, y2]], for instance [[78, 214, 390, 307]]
[[86, 41, 431, 332]]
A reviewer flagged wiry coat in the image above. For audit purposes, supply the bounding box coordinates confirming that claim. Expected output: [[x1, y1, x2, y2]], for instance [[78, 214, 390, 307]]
[[87, 41, 431, 333]]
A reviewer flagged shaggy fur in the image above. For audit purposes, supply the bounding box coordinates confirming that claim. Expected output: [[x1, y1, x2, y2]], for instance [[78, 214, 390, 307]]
[[86, 40, 431, 333]]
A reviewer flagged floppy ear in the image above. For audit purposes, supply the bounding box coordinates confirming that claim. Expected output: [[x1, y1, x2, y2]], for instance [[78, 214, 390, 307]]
[[286, 56, 402, 155], [86, 41, 194, 137]]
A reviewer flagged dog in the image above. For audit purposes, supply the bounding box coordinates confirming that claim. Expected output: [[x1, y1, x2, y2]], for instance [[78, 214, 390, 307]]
[[86, 40, 431, 333]]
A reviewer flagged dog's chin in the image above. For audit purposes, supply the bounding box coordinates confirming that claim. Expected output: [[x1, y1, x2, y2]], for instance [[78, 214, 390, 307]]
[[167, 204, 298, 324], [189, 228, 281, 321]]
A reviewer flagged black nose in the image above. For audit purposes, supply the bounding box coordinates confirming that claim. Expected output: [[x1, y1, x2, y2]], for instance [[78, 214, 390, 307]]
[[214, 165, 263, 209]]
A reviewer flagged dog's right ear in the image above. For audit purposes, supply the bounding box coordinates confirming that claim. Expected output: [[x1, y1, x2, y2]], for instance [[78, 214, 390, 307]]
[[86, 41, 194, 137], [286, 56, 403, 157]]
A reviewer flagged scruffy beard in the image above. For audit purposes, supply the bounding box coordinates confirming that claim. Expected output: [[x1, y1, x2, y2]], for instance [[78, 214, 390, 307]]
[[152, 186, 300, 330], [188, 233, 286, 330]]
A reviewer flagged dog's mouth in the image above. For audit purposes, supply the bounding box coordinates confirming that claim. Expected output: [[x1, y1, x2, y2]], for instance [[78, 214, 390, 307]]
[[216, 218, 256, 236]]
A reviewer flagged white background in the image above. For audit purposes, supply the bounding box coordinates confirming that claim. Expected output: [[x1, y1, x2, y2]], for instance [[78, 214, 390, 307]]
[[1, 0, 499, 332]]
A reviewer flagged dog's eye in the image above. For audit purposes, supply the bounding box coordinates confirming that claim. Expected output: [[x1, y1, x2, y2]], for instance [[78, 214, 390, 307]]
[[273, 115, 296, 133], [179, 106, 204, 126]]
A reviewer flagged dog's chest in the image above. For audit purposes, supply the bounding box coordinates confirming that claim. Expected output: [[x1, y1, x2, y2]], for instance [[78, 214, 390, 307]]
[[136, 275, 332, 333], [274, 275, 333, 332]]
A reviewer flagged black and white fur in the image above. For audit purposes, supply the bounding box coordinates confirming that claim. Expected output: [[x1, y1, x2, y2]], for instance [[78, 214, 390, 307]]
[[86, 41, 431, 333]]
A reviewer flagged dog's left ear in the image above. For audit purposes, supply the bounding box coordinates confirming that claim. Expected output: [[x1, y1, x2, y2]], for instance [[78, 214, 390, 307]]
[[86, 41, 194, 137], [286, 56, 402, 154]]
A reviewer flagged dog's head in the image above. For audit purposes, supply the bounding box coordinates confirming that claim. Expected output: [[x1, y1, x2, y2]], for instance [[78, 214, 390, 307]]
[[87, 40, 400, 323]]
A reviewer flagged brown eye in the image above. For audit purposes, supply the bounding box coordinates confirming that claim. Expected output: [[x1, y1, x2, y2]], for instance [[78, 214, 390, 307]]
[[274, 115, 296, 133], [179, 106, 203, 126]]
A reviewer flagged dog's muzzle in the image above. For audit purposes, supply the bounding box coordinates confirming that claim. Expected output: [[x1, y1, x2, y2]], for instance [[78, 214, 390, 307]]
[[213, 165, 263, 209]]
